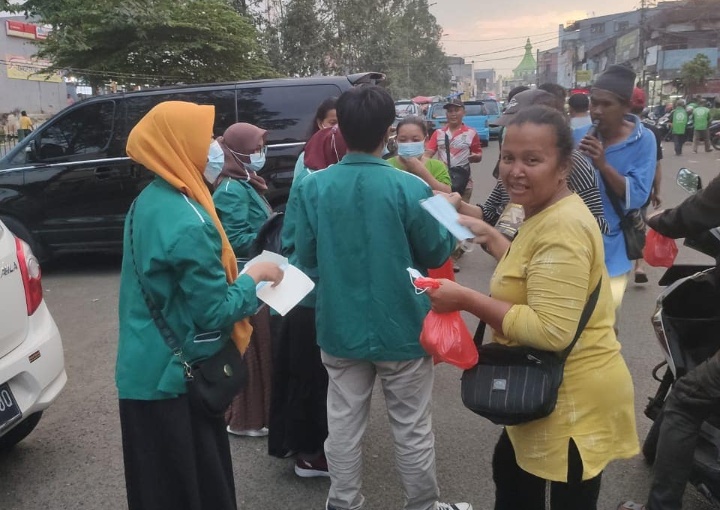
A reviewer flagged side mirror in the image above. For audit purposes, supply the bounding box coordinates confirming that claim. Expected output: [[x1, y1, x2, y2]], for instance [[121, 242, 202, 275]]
[[677, 168, 702, 194]]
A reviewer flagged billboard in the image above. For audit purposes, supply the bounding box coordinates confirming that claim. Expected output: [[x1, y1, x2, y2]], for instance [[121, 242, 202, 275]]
[[615, 29, 640, 63], [5, 20, 50, 40], [5, 55, 62, 82]]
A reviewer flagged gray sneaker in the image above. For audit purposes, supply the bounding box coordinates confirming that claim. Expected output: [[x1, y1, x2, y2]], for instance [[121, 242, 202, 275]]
[[437, 504, 473, 510]]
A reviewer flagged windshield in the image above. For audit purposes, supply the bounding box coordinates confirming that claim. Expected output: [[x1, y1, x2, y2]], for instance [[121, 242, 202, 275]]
[[465, 105, 484, 116], [395, 103, 414, 117], [482, 100, 500, 115]]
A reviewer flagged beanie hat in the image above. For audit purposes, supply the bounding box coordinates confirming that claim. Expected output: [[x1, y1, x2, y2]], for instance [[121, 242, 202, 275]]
[[592, 65, 636, 102]]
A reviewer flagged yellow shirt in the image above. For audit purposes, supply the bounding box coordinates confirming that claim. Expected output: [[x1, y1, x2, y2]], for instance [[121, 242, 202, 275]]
[[19, 116, 33, 130], [491, 194, 639, 482]]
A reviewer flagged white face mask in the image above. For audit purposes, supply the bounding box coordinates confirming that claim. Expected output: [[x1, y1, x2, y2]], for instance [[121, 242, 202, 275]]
[[204, 140, 224, 183]]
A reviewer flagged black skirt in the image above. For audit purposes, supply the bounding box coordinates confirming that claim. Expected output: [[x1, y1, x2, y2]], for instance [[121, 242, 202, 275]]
[[119, 396, 236, 510], [268, 306, 329, 458]]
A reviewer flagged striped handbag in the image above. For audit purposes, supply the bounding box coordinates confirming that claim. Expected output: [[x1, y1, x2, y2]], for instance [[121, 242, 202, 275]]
[[460, 280, 600, 426]]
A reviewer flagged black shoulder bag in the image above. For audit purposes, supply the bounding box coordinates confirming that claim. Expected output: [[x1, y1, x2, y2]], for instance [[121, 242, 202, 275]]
[[128, 201, 248, 416], [445, 131, 471, 194], [598, 173, 646, 260], [249, 211, 285, 258], [460, 279, 601, 426]]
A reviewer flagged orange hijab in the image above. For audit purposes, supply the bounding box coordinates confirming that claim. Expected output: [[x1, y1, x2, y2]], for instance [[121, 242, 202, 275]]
[[126, 101, 253, 353]]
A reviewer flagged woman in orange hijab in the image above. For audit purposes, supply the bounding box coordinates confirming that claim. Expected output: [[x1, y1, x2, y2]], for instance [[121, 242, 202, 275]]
[[116, 101, 283, 510]]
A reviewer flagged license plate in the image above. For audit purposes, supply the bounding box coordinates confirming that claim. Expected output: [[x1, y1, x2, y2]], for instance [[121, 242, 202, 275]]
[[0, 383, 21, 428]]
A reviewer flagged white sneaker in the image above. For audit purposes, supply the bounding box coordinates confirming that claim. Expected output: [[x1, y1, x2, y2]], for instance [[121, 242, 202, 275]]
[[226, 426, 268, 437], [437, 504, 473, 510]]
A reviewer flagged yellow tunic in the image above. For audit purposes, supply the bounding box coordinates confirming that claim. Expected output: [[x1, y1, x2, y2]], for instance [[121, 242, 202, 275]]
[[491, 193, 639, 482]]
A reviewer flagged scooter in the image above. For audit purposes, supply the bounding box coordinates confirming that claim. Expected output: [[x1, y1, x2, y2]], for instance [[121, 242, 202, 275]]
[[710, 120, 720, 151], [655, 112, 673, 142], [642, 168, 720, 507]]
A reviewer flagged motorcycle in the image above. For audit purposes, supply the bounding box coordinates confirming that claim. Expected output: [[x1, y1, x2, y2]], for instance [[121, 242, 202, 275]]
[[710, 120, 720, 151], [642, 167, 720, 507], [655, 112, 673, 142]]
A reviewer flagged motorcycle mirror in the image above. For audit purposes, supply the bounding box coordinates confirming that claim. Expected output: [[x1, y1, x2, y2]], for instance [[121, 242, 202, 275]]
[[676, 168, 701, 194]]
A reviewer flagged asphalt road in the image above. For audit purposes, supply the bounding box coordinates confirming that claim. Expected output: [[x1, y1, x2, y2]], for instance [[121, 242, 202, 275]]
[[1, 141, 719, 510]]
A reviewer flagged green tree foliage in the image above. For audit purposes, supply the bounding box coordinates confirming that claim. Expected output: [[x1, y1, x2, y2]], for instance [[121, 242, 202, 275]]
[[269, 0, 449, 97], [12, 0, 274, 87], [680, 53, 714, 95]]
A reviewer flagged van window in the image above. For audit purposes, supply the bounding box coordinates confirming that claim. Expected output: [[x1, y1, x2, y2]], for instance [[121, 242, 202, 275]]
[[124, 89, 236, 139], [237, 85, 342, 144], [482, 100, 500, 115], [37, 101, 116, 160]]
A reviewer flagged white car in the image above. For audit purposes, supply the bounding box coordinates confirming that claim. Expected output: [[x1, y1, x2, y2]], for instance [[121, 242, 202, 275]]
[[0, 220, 66, 451]]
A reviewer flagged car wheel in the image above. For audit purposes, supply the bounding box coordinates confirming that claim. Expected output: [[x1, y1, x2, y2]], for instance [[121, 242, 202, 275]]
[[0, 216, 47, 262], [0, 411, 43, 452]]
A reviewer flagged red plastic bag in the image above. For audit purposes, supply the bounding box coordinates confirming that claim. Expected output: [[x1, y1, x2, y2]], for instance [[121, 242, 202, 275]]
[[428, 259, 456, 281], [420, 311, 478, 369], [643, 228, 678, 268]]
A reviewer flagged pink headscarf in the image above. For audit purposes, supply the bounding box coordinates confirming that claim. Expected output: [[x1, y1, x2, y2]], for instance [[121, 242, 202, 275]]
[[216, 123, 268, 191]]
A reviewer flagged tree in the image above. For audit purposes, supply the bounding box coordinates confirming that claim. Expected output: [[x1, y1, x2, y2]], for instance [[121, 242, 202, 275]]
[[11, 0, 275, 88], [279, 0, 329, 76], [680, 53, 714, 95]]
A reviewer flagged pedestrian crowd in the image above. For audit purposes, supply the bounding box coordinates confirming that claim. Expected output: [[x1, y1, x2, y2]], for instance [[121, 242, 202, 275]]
[[116, 63, 694, 510]]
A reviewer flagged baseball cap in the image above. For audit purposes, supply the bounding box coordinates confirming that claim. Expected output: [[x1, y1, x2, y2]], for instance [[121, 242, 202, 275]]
[[443, 97, 465, 110], [630, 87, 646, 110], [491, 89, 557, 126]]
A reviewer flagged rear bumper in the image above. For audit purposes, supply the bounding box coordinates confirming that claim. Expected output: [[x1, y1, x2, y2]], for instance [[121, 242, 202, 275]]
[[0, 300, 66, 433]]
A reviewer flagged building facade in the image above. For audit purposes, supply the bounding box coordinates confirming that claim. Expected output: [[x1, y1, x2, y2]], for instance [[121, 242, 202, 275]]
[[0, 16, 67, 115]]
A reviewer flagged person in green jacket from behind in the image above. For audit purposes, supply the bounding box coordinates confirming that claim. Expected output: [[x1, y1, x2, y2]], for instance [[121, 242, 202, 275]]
[[212, 122, 273, 259], [212, 122, 276, 438], [117, 101, 283, 510], [671, 98, 689, 156], [294, 86, 471, 510], [692, 98, 714, 153]]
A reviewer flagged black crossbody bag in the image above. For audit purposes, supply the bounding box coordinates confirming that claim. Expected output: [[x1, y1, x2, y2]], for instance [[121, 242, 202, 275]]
[[460, 279, 601, 426], [598, 173, 646, 260], [128, 201, 248, 416], [444, 131, 471, 194]]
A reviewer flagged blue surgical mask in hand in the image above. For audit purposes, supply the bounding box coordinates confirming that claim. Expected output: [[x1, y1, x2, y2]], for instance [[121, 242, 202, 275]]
[[204, 140, 224, 183], [397, 141, 425, 159]]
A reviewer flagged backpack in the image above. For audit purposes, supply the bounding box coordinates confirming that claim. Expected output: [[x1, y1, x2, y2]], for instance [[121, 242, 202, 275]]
[[249, 212, 285, 258]]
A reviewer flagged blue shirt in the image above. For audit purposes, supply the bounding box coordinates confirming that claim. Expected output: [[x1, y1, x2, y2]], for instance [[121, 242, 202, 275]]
[[573, 116, 656, 277]]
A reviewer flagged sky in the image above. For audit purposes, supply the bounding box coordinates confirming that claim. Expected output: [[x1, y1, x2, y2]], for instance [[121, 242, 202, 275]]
[[428, 0, 653, 78]]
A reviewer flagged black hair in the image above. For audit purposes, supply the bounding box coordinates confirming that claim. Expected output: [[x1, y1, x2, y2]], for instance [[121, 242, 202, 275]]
[[568, 93, 590, 112], [310, 97, 338, 136], [336, 86, 395, 153], [506, 106, 573, 168], [507, 86, 530, 102], [538, 83, 567, 112], [20, 110, 27, 116], [396, 115, 428, 137]]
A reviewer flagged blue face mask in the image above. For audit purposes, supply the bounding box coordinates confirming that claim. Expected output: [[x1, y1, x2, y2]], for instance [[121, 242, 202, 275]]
[[397, 141, 425, 158], [244, 151, 266, 172], [204, 140, 224, 183]]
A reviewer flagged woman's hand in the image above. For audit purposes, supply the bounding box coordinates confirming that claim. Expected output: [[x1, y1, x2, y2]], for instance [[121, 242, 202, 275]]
[[427, 279, 468, 313], [433, 191, 463, 210], [245, 262, 284, 287], [399, 155, 422, 175], [458, 215, 496, 243]]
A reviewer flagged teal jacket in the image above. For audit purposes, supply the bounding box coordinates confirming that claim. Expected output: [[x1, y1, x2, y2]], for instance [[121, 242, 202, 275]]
[[282, 152, 319, 307], [294, 153, 454, 361], [213, 177, 272, 258], [117, 178, 259, 400]]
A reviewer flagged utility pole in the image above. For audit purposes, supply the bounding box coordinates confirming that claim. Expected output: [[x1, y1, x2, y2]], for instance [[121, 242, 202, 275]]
[[639, 0, 648, 95]]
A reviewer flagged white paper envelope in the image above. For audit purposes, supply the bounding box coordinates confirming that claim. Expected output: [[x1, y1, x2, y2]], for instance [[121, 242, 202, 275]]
[[241, 251, 315, 316]]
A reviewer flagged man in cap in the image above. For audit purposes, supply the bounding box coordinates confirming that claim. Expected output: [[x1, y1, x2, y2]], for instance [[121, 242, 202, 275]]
[[425, 97, 483, 271], [574, 64, 656, 311]]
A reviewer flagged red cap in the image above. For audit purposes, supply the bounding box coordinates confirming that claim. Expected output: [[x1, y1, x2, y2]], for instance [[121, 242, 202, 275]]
[[631, 87, 646, 109]]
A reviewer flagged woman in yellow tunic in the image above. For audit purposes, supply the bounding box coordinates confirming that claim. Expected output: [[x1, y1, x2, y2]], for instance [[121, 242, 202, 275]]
[[429, 105, 638, 509]]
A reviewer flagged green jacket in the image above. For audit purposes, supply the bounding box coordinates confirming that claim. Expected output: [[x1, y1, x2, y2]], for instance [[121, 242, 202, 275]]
[[294, 153, 455, 361], [672, 107, 688, 135], [693, 106, 711, 131], [117, 178, 259, 400], [282, 152, 319, 308], [213, 177, 272, 259]]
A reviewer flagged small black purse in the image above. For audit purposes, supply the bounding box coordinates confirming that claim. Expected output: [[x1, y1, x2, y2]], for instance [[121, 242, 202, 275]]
[[599, 173, 646, 260], [460, 280, 601, 426], [128, 201, 248, 417], [445, 132, 471, 194]]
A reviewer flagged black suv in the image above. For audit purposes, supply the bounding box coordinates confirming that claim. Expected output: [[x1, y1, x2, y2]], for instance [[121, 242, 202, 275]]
[[0, 73, 383, 258]]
